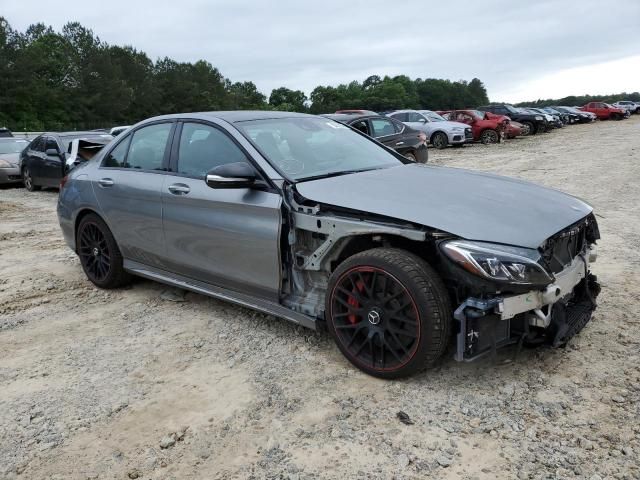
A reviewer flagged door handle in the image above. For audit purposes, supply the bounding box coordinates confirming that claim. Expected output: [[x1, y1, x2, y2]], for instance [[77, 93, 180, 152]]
[[168, 184, 190, 195], [98, 178, 114, 187], [395, 141, 404, 146]]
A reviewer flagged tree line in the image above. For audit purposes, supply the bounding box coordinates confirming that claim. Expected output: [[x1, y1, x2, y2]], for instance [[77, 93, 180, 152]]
[[0, 18, 494, 131], [3, 18, 637, 132]]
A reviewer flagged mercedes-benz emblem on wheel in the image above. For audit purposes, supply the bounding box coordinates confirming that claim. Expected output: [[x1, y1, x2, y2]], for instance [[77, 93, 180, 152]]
[[367, 310, 381, 325]]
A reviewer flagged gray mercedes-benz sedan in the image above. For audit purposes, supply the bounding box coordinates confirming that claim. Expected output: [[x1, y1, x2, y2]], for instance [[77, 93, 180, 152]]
[[57, 111, 601, 378]]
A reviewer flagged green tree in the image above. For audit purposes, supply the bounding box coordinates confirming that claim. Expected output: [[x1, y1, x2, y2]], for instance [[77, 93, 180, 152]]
[[269, 87, 307, 112]]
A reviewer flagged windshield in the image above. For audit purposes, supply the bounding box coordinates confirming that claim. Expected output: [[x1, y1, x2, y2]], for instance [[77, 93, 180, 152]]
[[419, 110, 445, 122], [237, 117, 402, 181], [0, 139, 28, 154], [471, 110, 486, 119], [503, 105, 519, 114]]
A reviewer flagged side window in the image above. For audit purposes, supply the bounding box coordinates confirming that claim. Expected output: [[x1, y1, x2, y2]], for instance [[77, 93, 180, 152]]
[[102, 137, 130, 168], [177, 122, 249, 178], [45, 137, 59, 152], [126, 123, 172, 170], [407, 112, 422, 122], [389, 118, 404, 133], [31, 137, 45, 152], [370, 118, 396, 137], [351, 120, 370, 136], [391, 112, 407, 122]]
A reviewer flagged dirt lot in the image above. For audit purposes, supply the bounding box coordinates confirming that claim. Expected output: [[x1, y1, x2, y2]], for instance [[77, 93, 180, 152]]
[[1, 117, 639, 480]]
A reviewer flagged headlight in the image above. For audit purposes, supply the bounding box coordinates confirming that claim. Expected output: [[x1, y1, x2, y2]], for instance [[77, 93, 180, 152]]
[[535, 116, 543, 121], [451, 127, 463, 132], [0, 159, 13, 168], [441, 240, 553, 286]]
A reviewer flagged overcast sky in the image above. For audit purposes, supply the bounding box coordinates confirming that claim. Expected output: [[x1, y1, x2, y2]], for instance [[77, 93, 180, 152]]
[[4, 0, 640, 102]]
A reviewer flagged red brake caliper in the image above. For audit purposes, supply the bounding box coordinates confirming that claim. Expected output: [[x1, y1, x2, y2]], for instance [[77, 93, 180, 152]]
[[347, 279, 366, 324]]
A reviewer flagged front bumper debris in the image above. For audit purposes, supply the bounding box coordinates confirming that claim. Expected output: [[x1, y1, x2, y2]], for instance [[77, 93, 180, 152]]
[[453, 250, 600, 361]]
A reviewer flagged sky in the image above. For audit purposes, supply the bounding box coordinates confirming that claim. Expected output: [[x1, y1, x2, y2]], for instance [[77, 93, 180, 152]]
[[3, 0, 640, 102]]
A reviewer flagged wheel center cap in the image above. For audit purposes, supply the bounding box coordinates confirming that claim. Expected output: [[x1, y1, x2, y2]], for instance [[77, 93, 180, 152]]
[[92, 247, 100, 257], [367, 309, 382, 325]]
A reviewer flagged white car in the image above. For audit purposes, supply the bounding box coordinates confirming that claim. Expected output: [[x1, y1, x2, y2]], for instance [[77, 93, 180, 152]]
[[612, 101, 639, 114], [387, 110, 473, 149]]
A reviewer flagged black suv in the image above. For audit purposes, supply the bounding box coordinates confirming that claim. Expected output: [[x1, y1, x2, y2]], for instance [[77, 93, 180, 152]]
[[477, 104, 548, 135]]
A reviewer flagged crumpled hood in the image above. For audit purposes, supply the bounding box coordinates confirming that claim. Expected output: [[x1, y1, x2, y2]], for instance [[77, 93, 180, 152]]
[[0, 153, 19, 166], [295, 164, 593, 249]]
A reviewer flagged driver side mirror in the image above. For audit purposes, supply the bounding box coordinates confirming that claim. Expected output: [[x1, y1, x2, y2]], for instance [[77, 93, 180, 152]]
[[418, 118, 427, 123], [206, 162, 256, 189]]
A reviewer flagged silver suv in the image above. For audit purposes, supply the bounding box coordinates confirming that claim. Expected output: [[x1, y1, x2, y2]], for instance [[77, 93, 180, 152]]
[[386, 110, 473, 149]]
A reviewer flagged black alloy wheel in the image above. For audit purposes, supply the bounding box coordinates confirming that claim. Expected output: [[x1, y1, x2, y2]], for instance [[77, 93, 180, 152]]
[[78, 221, 111, 283], [330, 266, 420, 372], [77, 214, 130, 288], [326, 248, 452, 378]]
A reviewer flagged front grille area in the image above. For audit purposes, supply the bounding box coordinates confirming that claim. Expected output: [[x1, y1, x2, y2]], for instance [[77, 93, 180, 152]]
[[539, 214, 599, 274], [464, 128, 473, 139]]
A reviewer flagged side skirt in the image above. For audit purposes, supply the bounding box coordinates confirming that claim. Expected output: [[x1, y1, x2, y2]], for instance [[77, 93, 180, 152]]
[[124, 259, 317, 330]]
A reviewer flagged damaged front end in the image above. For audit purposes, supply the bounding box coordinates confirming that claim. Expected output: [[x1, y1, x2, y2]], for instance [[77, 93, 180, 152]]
[[442, 214, 601, 361]]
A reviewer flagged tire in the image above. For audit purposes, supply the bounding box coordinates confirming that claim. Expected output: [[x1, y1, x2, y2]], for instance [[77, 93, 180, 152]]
[[521, 121, 535, 136], [325, 248, 452, 379], [76, 213, 131, 289], [22, 166, 41, 191], [431, 131, 448, 149], [480, 129, 499, 144], [404, 152, 417, 162]]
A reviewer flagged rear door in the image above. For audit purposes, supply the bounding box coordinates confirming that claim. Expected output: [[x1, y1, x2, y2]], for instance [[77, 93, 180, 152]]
[[93, 121, 174, 269], [161, 120, 283, 300], [369, 117, 402, 148], [25, 136, 46, 182]]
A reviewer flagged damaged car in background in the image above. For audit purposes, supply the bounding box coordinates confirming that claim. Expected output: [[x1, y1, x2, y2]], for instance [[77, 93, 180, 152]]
[[57, 111, 601, 378]]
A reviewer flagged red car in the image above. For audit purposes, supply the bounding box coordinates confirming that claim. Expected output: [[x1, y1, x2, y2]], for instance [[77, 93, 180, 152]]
[[579, 102, 627, 120], [439, 109, 507, 144], [506, 120, 524, 138]]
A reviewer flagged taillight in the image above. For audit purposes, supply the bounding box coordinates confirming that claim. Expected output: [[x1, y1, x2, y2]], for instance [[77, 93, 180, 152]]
[[60, 175, 68, 189]]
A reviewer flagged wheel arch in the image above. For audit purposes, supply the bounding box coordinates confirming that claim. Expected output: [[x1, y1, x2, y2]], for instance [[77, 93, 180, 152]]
[[329, 233, 440, 274], [73, 208, 106, 251]]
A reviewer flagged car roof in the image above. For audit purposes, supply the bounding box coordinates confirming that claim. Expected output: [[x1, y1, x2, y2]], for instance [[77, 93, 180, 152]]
[[0, 137, 27, 141], [140, 110, 315, 124], [39, 131, 113, 137], [323, 113, 378, 122]]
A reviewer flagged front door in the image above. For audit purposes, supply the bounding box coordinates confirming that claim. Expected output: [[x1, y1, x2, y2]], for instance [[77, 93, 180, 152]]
[[93, 122, 174, 269], [161, 121, 282, 301], [41, 136, 64, 187]]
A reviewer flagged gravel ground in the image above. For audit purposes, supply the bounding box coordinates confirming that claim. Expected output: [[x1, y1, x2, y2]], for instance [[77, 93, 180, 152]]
[[1, 117, 639, 480]]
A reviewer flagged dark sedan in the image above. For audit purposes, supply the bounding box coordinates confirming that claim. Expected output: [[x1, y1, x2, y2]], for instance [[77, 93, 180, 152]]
[[322, 113, 428, 163], [20, 131, 113, 190]]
